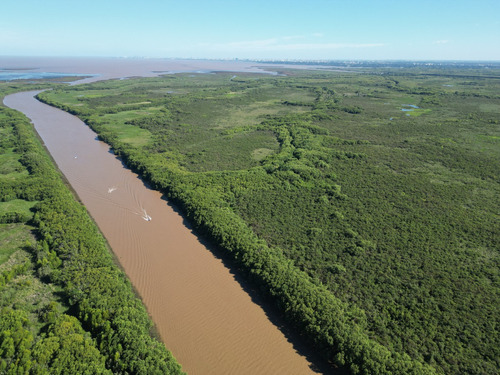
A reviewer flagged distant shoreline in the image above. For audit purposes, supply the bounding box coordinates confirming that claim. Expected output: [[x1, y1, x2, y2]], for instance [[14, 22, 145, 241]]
[[0, 57, 282, 84], [0, 56, 357, 84], [3, 56, 497, 86]]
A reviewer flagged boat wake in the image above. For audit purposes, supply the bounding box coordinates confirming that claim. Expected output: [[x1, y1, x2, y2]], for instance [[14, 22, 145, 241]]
[[141, 208, 152, 221]]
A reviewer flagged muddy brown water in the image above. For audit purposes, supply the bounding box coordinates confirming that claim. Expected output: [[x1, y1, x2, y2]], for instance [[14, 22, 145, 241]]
[[4, 90, 321, 374], [0, 56, 281, 84]]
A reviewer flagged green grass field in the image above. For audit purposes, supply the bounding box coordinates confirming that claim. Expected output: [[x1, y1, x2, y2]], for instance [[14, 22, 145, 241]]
[[0, 224, 32, 266]]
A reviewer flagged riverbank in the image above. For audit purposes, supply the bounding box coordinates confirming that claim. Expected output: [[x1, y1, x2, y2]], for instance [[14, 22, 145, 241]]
[[4, 90, 321, 375], [0, 94, 184, 374]]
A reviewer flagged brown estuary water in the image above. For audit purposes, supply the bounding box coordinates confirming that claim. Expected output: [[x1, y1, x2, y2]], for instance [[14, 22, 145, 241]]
[[4, 86, 320, 373]]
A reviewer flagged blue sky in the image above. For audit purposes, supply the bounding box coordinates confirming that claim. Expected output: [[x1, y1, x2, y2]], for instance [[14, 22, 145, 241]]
[[2, 0, 499, 60]]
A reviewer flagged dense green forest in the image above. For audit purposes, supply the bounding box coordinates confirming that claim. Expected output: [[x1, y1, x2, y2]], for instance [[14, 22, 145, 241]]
[[0, 84, 184, 374], [23, 65, 500, 374]]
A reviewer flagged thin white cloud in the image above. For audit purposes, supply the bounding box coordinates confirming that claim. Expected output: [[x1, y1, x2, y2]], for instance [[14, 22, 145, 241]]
[[202, 37, 384, 51], [279, 43, 385, 51], [222, 38, 280, 49], [433, 40, 449, 44], [282, 35, 305, 41]]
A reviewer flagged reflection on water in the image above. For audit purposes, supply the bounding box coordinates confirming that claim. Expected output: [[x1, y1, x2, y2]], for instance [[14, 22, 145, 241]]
[[0, 70, 93, 81], [401, 104, 420, 111]]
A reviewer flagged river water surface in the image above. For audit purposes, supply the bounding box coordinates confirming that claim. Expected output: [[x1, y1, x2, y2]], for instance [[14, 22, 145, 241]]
[[4, 90, 320, 374]]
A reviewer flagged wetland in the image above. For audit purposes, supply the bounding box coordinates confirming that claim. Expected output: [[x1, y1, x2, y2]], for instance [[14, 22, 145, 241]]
[[1, 58, 499, 374]]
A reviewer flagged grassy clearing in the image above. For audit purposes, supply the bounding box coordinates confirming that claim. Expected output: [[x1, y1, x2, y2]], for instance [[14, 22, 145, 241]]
[[0, 255, 62, 325], [479, 102, 500, 113], [0, 199, 37, 216], [252, 147, 275, 161], [218, 100, 309, 129], [182, 130, 279, 171], [101, 121, 151, 146], [100, 107, 163, 121], [0, 223, 33, 266], [0, 148, 26, 177], [404, 108, 432, 117]]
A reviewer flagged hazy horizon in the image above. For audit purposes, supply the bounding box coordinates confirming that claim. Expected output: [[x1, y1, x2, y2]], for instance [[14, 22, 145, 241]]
[[2, 56, 500, 63], [2, 0, 500, 61]]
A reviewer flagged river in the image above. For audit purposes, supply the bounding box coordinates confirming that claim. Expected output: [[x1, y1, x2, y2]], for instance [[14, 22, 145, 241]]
[[4, 90, 321, 374]]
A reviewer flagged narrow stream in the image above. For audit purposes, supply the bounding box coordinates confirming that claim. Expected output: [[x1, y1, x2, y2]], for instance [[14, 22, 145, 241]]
[[4, 91, 320, 375]]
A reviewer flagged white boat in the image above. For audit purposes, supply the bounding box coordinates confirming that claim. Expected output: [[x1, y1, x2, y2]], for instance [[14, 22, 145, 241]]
[[141, 208, 151, 221]]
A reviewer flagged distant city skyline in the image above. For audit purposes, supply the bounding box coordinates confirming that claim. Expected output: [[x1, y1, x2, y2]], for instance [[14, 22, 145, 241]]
[[2, 0, 499, 61]]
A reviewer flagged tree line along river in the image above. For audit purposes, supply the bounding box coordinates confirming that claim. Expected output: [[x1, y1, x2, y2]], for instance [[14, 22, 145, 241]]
[[4, 90, 320, 375]]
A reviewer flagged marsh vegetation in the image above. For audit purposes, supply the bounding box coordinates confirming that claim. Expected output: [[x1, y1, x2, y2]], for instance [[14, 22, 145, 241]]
[[2, 62, 499, 374]]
